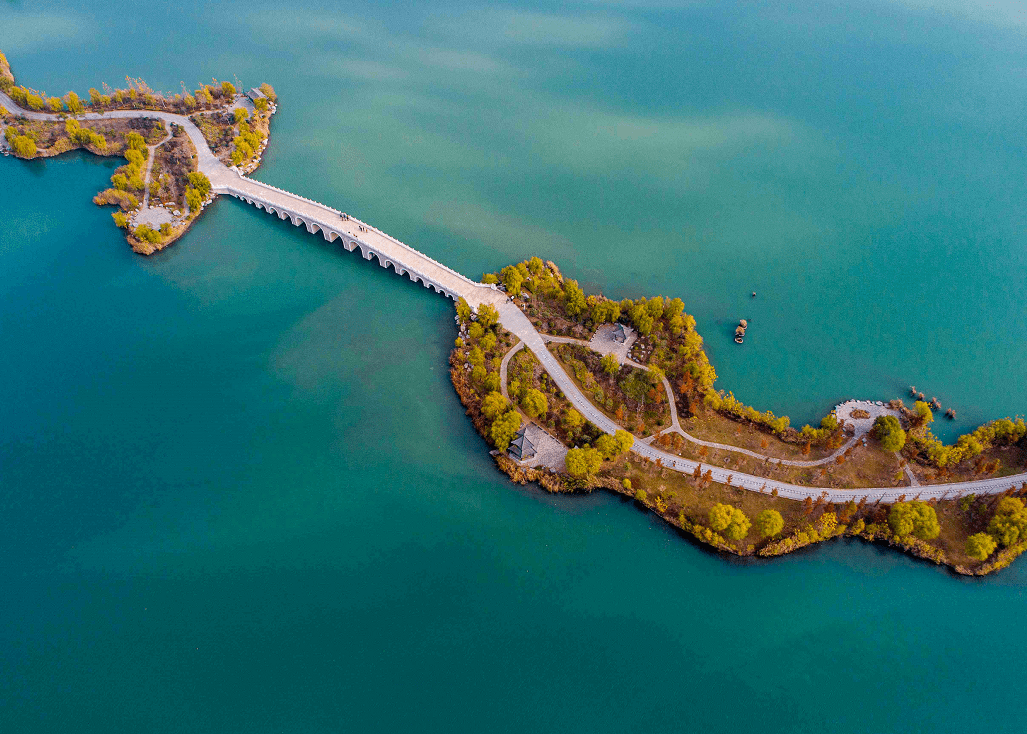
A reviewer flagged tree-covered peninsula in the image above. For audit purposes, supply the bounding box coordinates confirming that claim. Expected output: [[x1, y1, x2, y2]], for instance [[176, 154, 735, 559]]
[[452, 257, 1027, 575]]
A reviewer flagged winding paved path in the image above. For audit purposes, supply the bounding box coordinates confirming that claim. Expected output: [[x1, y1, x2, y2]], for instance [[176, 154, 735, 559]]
[[140, 130, 171, 209], [499, 339, 524, 401], [4, 90, 1024, 502], [542, 334, 872, 469]]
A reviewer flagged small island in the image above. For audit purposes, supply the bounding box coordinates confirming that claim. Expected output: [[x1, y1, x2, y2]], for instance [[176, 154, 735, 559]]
[[0, 51, 276, 254], [5, 49, 1027, 577]]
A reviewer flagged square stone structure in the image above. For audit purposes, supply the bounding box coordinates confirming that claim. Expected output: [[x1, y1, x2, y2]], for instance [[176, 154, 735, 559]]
[[510, 422, 567, 473], [588, 323, 637, 364]]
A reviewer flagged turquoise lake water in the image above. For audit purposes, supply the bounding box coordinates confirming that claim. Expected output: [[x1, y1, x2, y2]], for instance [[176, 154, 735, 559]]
[[3, 1, 1027, 730]]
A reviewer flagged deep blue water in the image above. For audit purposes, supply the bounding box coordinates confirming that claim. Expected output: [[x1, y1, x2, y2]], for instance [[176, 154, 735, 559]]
[[3, 2, 1027, 731]]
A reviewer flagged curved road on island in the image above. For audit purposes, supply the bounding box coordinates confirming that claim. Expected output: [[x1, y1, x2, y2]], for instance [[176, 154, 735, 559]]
[[3, 90, 1024, 502]]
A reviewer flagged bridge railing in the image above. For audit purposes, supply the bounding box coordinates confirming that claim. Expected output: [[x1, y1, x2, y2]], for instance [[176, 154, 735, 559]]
[[217, 186, 469, 297], [222, 177, 482, 291]]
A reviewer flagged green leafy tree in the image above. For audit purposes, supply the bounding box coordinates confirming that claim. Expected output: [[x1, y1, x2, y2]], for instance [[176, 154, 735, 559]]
[[621, 371, 651, 404], [111, 173, 128, 190], [254, 97, 268, 113], [645, 296, 665, 319], [48, 96, 64, 112], [527, 256, 543, 274], [467, 322, 484, 341], [888, 501, 940, 540], [521, 388, 548, 418], [563, 279, 586, 318], [221, 81, 237, 97], [565, 447, 603, 478], [481, 392, 508, 420], [872, 415, 906, 452], [234, 107, 249, 123], [10, 134, 36, 157], [629, 302, 654, 335], [708, 503, 734, 532], [600, 353, 619, 376], [455, 297, 471, 323], [595, 299, 621, 324], [477, 304, 499, 330], [471, 365, 487, 384], [490, 410, 522, 451], [965, 532, 997, 561], [64, 91, 83, 113], [613, 429, 634, 455], [196, 86, 214, 106], [111, 211, 128, 228], [987, 497, 1027, 547], [709, 503, 750, 540], [480, 333, 497, 353], [187, 171, 211, 197], [134, 225, 161, 244], [724, 513, 751, 541], [185, 186, 202, 212], [563, 408, 584, 433], [755, 509, 784, 538], [468, 347, 485, 367], [664, 297, 685, 320], [125, 131, 146, 153], [501, 265, 523, 296], [594, 434, 617, 459], [125, 148, 145, 167]]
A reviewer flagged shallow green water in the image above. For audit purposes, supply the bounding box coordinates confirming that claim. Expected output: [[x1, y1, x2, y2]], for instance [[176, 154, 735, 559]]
[[3, 2, 1027, 731]]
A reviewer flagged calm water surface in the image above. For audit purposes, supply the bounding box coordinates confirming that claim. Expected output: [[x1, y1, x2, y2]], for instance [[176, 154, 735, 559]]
[[2, 1, 1027, 731]]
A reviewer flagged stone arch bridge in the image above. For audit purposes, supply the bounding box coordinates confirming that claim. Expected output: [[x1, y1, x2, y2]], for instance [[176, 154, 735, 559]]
[[213, 174, 502, 308]]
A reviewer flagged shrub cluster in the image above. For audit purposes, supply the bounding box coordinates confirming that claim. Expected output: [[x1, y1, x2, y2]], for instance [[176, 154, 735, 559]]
[[909, 417, 1026, 468], [65, 119, 106, 150], [4, 126, 36, 156], [704, 391, 789, 434], [231, 119, 265, 166]]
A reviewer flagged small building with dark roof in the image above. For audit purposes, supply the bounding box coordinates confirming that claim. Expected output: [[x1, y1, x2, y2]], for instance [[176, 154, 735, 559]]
[[508, 426, 536, 461], [246, 88, 266, 102]]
